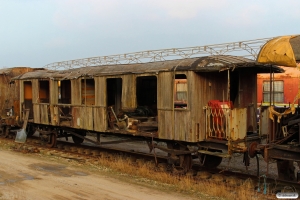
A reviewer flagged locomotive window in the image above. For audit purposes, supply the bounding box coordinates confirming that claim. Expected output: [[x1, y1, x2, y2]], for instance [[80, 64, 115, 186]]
[[39, 80, 50, 103], [58, 80, 71, 104], [263, 80, 284, 103], [136, 76, 157, 116], [174, 74, 187, 108], [81, 79, 95, 105]]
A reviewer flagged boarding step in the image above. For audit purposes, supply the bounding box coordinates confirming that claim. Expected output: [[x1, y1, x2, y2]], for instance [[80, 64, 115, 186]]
[[198, 150, 231, 158]]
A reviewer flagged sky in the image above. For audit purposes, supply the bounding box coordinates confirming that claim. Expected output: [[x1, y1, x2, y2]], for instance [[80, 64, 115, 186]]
[[0, 0, 299, 68]]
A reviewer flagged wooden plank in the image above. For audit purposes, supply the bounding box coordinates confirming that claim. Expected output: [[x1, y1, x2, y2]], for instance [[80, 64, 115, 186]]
[[71, 79, 81, 105], [22, 109, 30, 129], [33, 104, 40, 123], [40, 104, 49, 124], [82, 107, 93, 130], [122, 75, 137, 110], [93, 107, 107, 132], [95, 77, 106, 106]]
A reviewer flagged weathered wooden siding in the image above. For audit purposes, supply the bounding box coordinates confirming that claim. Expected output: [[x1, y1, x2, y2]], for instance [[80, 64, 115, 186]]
[[157, 72, 173, 139], [93, 107, 106, 131], [32, 80, 40, 124], [50, 80, 58, 125], [94, 77, 107, 131], [81, 79, 95, 105], [122, 74, 137, 110], [40, 104, 49, 124], [50, 80, 58, 104], [71, 79, 81, 105], [157, 72, 173, 110], [157, 72, 191, 141], [239, 70, 257, 132], [19, 81, 24, 118], [95, 77, 106, 106], [188, 71, 202, 142], [0, 68, 34, 118], [82, 107, 93, 130]]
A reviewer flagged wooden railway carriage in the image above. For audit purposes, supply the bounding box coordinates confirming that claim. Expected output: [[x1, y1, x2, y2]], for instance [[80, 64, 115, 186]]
[[12, 55, 282, 169], [0, 67, 41, 136]]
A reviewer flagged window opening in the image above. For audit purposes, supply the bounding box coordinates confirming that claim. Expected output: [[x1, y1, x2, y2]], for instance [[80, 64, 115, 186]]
[[39, 80, 50, 103], [58, 80, 71, 104], [107, 78, 122, 113], [24, 81, 33, 118], [58, 80, 71, 117], [174, 74, 187, 108], [81, 79, 95, 105], [136, 76, 157, 116]]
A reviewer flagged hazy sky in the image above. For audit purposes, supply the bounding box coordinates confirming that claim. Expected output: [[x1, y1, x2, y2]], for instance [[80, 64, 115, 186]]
[[0, 0, 299, 68]]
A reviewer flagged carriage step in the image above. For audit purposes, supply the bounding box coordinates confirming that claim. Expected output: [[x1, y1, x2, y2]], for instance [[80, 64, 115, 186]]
[[198, 150, 231, 158]]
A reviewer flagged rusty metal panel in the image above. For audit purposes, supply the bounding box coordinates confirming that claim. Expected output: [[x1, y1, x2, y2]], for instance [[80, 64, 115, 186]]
[[239, 70, 257, 132], [259, 107, 270, 136], [95, 77, 106, 106], [122, 74, 137, 111], [229, 108, 247, 140], [71, 79, 81, 105], [93, 107, 107, 132], [40, 104, 49, 124]]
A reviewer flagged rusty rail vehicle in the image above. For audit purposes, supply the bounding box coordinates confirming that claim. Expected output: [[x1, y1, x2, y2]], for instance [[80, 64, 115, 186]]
[[1, 35, 300, 182]]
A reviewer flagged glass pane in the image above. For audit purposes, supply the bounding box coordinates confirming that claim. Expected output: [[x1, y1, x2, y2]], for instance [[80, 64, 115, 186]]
[[263, 81, 283, 92], [274, 93, 284, 102]]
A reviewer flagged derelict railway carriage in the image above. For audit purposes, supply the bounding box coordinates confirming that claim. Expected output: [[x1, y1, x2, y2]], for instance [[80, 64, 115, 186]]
[[1, 35, 299, 182], [6, 55, 282, 172]]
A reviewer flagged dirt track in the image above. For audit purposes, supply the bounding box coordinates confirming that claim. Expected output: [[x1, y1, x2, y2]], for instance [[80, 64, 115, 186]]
[[0, 148, 199, 200]]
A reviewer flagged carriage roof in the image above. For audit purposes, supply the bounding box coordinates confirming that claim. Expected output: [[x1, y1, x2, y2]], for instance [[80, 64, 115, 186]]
[[13, 55, 283, 80]]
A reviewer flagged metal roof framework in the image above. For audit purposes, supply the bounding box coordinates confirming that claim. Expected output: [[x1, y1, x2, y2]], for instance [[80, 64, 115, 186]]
[[43, 37, 278, 70]]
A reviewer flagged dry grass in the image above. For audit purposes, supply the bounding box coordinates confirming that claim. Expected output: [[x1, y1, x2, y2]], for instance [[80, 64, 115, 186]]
[[0, 141, 278, 200], [84, 154, 277, 200]]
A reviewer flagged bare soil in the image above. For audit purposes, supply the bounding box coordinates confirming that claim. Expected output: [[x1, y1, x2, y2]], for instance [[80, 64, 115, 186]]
[[0, 145, 201, 200]]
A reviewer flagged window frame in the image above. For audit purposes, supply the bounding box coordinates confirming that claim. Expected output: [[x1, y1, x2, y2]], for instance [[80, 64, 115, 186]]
[[262, 80, 284, 103]]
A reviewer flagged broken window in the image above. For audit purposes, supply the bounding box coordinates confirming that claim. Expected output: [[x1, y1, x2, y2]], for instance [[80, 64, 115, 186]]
[[107, 78, 122, 112], [39, 80, 50, 103], [58, 80, 71, 104], [174, 74, 187, 108], [136, 76, 157, 116], [24, 81, 33, 118]]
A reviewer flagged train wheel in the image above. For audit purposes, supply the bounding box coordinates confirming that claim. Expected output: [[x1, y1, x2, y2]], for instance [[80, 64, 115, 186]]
[[72, 135, 84, 144], [46, 133, 57, 148]]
